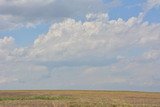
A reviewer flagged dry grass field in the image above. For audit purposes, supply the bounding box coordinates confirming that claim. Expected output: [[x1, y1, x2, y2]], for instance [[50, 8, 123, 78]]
[[0, 90, 160, 107]]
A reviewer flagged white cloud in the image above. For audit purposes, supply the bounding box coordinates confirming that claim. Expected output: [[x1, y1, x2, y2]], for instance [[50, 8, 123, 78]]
[[0, 0, 121, 30], [26, 13, 160, 90], [0, 61, 49, 86], [82, 56, 160, 87], [0, 36, 15, 60], [28, 13, 160, 62], [0, 36, 14, 47], [143, 0, 160, 16], [0, 0, 55, 6], [0, 0, 160, 90], [143, 49, 160, 60], [0, 13, 160, 91], [145, 0, 160, 10]]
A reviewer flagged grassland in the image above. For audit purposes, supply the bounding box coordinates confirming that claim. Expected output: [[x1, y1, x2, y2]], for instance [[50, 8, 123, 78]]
[[0, 90, 159, 107]]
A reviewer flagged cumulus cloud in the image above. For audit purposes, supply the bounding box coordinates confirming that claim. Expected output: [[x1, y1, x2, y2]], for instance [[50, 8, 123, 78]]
[[29, 13, 160, 90], [0, 36, 16, 60], [0, 0, 121, 30], [145, 0, 160, 10], [143, 0, 160, 16], [0, 13, 160, 91], [28, 13, 160, 62]]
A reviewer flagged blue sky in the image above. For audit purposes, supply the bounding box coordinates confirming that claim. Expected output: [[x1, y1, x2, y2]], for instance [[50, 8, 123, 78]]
[[0, 23, 50, 46], [0, 0, 160, 91], [0, 0, 159, 46]]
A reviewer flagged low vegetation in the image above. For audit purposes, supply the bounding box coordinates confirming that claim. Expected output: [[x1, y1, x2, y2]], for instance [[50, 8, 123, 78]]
[[0, 90, 159, 107]]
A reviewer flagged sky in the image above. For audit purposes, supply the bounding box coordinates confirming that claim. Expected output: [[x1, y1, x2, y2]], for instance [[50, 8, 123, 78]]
[[0, 0, 160, 92]]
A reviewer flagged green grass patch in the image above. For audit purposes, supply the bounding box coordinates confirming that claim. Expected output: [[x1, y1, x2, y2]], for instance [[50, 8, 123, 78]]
[[0, 95, 72, 101]]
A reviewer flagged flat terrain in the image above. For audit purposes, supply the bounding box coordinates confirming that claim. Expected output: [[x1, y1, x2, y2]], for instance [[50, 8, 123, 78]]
[[0, 90, 160, 107]]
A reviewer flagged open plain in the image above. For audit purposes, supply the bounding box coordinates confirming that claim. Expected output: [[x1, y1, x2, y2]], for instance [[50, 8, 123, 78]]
[[0, 90, 160, 107]]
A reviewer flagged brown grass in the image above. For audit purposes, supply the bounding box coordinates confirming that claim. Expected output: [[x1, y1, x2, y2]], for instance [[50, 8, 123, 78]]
[[0, 90, 160, 107]]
